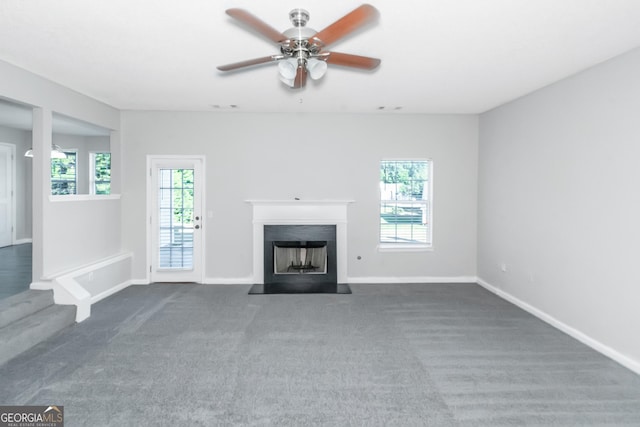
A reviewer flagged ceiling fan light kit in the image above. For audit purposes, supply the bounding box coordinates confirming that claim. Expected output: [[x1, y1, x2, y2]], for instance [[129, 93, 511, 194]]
[[217, 4, 381, 89]]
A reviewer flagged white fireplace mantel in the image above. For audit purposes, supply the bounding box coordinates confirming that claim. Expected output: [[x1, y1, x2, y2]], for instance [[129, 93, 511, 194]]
[[247, 200, 353, 284]]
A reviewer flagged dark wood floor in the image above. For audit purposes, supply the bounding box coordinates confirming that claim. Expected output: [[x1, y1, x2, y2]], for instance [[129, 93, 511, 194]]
[[0, 243, 32, 300]]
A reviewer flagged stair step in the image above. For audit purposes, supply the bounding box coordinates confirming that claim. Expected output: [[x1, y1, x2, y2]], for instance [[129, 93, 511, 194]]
[[0, 290, 55, 329], [0, 304, 76, 366]]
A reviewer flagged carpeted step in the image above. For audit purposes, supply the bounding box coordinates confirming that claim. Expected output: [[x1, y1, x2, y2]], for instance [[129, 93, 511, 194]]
[[0, 289, 55, 329], [0, 304, 76, 366]]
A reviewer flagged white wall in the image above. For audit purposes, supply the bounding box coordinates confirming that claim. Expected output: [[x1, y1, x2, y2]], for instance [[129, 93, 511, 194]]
[[45, 198, 121, 276], [478, 48, 640, 370], [121, 112, 478, 282], [0, 125, 32, 241]]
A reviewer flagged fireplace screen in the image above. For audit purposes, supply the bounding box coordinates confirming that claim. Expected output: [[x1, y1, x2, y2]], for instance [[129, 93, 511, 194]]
[[274, 241, 327, 275]]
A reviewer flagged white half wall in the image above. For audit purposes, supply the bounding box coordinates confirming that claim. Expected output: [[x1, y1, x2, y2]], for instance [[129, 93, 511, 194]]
[[478, 47, 640, 370], [45, 197, 121, 277], [121, 113, 478, 283]]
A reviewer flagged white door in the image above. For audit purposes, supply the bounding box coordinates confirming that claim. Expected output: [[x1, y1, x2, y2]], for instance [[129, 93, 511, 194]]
[[0, 144, 13, 248], [149, 156, 204, 282]]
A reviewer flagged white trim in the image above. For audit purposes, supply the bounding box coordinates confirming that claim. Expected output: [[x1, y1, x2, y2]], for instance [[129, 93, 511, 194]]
[[31, 278, 91, 322], [41, 251, 132, 281], [347, 276, 478, 284], [131, 279, 150, 285], [247, 199, 355, 206], [33, 252, 133, 322], [32, 278, 91, 322], [0, 143, 16, 246], [11, 144, 16, 245], [90, 280, 132, 304], [49, 194, 120, 202], [14, 238, 32, 245], [50, 148, 78, 195], [249, 200, 352, 284], [476, 277, 640, 376], [203, 277, 254, 285], [88, 151, 111, 195], [379, 159, 433, 248], [147, 155, 206, 284], [377, 244, 434, 252]]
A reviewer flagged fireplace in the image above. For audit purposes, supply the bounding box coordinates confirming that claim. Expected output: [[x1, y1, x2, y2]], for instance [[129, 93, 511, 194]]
[[274, 242, 327, 275], [263, 225, 337, 293], [247, 200, 353, 294]]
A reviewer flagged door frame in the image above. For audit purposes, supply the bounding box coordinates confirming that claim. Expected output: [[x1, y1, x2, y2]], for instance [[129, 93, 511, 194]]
[[146, 155, 206, 283], [0, 143, 16, 247]]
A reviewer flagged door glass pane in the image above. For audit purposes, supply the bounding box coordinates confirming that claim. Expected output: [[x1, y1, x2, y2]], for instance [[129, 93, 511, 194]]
[[158, 168, 194, 269]]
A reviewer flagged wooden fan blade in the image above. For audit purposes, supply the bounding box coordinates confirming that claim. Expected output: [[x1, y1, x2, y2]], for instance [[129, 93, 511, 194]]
[[226, 8, 288, 43], [312, 4, 379, 47], [217, 55, 280, 71], [293, 65, 307, 89], [326, 52, 381, 70]]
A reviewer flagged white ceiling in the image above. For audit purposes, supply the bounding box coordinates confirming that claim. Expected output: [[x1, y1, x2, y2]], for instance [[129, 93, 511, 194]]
[[1, 0, 640, 114]]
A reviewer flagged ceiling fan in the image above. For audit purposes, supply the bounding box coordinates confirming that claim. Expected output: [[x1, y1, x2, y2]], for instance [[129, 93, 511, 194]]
[[217, 4, 381, 89]]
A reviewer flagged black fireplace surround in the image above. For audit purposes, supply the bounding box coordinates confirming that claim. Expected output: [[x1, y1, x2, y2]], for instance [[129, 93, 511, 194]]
[[260, 224, 339, 294]]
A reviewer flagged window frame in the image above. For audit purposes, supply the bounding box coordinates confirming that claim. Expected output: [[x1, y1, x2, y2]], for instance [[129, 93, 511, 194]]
[[378, 159, 433, 251], [51, 149, 78, 195], [89, 151, 111, 195]]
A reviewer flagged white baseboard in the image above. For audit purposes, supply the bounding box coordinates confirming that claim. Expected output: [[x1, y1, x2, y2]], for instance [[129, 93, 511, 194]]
[[130, 277, 254, 286], [90, 280, 132, 304], [476, 278, 640, 376], [137, 276, 476, 286], [347, 276, 478, 284], [34, 252, 134, 323], [41, 252, 133, 281], [203, 277, 254, 285], [14, 238, 32, 245]]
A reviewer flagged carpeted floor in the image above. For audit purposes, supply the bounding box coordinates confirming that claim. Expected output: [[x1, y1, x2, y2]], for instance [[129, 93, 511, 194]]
[[1, 283, 639, 426]]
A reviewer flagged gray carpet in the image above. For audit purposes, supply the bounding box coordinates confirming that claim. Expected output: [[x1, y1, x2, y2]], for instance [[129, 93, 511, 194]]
[[1, 283, 639, 426]]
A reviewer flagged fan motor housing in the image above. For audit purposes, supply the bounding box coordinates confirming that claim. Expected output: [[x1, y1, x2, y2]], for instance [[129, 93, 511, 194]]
[[289, 9, 310, 27]]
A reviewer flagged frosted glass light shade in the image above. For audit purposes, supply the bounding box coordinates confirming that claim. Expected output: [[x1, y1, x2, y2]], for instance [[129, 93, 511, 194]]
[[51, 146, 67, 159], [307, 58, 328, 80], [280, 76, 295, 88], [278, 58, 298, 80], [24, 144, 67, 158]]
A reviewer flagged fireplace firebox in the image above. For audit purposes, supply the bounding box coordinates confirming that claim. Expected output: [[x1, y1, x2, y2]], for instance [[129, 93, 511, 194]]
[[262, 224, 338, 293]]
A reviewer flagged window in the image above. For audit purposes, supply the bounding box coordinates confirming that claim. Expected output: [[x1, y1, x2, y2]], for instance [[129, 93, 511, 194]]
[[90, 152, 111, 195], [380, 160, 432, 247], [51, 151, 77, 195]]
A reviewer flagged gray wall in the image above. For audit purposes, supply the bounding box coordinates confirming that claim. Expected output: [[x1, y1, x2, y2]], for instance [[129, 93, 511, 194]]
[[121, 112, 478, 282], [0, 125, 32, 241], [478, 48, 640, 366]]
